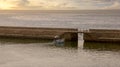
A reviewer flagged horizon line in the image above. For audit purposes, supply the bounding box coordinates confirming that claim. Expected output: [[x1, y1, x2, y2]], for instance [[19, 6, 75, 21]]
[[0, 9, 120, 11]]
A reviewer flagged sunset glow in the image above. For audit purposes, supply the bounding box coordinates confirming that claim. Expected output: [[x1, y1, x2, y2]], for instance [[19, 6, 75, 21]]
[[0, 1, 14, 10], [0, 0, 120, 10]]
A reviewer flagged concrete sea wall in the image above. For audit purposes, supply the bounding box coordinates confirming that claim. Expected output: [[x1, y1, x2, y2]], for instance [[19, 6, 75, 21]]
[[84, 29, 120, 42], [0, 26, 78, 41]]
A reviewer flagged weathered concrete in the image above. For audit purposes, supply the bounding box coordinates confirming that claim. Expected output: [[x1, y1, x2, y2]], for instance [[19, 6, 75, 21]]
[[84, 29, 120, 42], [1, 26, 120, 42], [61, 32, 78, 41], [0, 26, 78, 41]]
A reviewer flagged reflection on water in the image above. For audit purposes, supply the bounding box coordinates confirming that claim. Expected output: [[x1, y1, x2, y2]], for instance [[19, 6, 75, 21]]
[[64, 41, 77, 48], [84, 42, 120, 51], [0, 37, 78, 48], [0, 37, 52, 44], [1, 38, 120, 67], [1, 37, 120, 51], [55, 41, 78, 49]]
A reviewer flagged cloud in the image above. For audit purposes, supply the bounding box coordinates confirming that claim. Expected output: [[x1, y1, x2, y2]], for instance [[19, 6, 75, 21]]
[[5, 0, 77, 10], [75, 0, 120, 10], [22, 0, 77, 10], [0, 0, 120, 10], [16, 0, 29, 6], [102, 1, 120, 9], [0, 0, 30, 9]]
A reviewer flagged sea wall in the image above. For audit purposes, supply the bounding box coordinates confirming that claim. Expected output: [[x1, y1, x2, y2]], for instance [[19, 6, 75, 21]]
[[0, 26, 78, 41], [84, 29, 120, 42]]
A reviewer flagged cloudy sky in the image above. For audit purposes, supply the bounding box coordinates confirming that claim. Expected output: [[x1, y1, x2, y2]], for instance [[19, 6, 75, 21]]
[[0, 0, 120, 10]]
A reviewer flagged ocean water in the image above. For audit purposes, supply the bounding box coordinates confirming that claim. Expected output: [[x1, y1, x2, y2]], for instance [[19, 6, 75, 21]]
[[0, 10, 120, 67], [0, 10, 120, 29]]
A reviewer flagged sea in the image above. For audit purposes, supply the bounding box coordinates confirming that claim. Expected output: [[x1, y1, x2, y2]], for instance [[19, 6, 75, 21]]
[[0, 10, 120, 67]]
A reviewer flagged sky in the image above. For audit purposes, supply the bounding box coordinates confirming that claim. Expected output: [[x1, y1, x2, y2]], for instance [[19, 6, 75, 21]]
[[0, 0, 120, 10]]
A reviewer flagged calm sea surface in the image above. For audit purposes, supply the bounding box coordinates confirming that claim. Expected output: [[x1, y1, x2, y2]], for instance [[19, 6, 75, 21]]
[[0, 10, 120, 67], [0, 10, 120, 29]]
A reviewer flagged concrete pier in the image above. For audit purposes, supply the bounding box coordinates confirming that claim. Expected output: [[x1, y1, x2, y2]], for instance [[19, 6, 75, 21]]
[[84, 29, 120, 42], [0, 26, 78, 41]]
